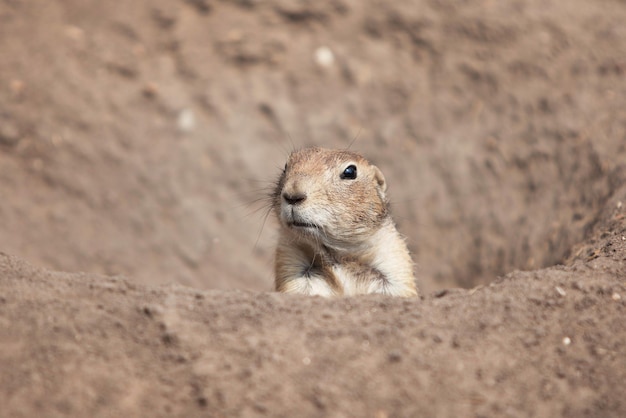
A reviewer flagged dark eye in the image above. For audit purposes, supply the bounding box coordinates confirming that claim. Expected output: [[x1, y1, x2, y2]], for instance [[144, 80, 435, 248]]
[[341, 164, 357, 180]]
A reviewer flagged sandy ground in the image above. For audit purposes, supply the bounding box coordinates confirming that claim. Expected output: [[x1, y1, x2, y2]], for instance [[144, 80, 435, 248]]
[[0, 0, 625, 416]]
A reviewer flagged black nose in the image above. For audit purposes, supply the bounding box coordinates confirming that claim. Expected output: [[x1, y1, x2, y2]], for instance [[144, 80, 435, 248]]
[[282, 192, 307, 205]]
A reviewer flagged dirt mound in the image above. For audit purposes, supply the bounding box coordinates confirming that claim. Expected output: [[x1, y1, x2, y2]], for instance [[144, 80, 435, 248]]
[[1, 0, 625, 416], [1, 224, 625, 416]]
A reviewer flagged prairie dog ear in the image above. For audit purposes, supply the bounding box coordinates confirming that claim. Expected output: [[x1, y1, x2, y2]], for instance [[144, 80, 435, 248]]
[[372, 165, 387, 197]]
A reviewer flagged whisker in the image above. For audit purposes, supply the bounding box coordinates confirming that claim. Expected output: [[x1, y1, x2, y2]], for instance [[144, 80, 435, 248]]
[[254, 205, 275, 250], [346, 126, 362, 150], [244, 204, 274, 219], [231, 195, 272, 213], [287, 131, 296, 153]]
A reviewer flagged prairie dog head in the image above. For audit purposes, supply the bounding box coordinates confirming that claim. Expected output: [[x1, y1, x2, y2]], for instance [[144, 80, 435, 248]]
[[272, 147, 389, 250]]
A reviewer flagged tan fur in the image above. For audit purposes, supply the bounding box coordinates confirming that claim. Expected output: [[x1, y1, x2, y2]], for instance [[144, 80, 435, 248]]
[[272, 147, 417, 297]]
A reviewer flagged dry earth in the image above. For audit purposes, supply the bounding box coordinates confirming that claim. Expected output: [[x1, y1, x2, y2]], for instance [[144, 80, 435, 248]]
[[0, 0, 625, 416]]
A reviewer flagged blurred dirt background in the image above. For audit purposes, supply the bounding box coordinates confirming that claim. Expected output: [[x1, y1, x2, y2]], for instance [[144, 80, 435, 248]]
[[0, 0, 625, 416]]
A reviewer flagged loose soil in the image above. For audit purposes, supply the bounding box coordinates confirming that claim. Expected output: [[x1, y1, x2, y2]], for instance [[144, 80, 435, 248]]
[[0, 0, 625, 416]]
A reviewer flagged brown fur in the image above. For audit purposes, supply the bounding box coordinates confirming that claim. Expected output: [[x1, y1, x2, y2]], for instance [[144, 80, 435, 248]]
[[272, 147, 418, 297]]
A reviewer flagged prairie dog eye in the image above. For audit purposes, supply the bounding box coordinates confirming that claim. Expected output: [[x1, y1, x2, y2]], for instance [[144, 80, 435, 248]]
[[340, 164, 357, 180]]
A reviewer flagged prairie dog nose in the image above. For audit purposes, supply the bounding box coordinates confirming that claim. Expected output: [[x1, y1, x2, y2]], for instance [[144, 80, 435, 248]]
[[282, 191, 307, 205]]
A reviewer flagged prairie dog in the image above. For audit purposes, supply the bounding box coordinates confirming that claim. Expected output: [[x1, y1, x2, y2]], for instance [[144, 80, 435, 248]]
[[272, 147, 417, 297]]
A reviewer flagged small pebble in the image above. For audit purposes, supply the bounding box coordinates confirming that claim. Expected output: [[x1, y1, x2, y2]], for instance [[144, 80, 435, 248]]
[[10, 79, 25, 96], [612, 292, 621, 301], [388, 350, 402, 363], [177, 108, 195, 133], [562, 337, 571, 346], [314, 46, 334, 68], [142, 82, 159, 98], [0, 123, 20, 146], [64, 25, 85, 42], [555, 286, 566, 297]]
